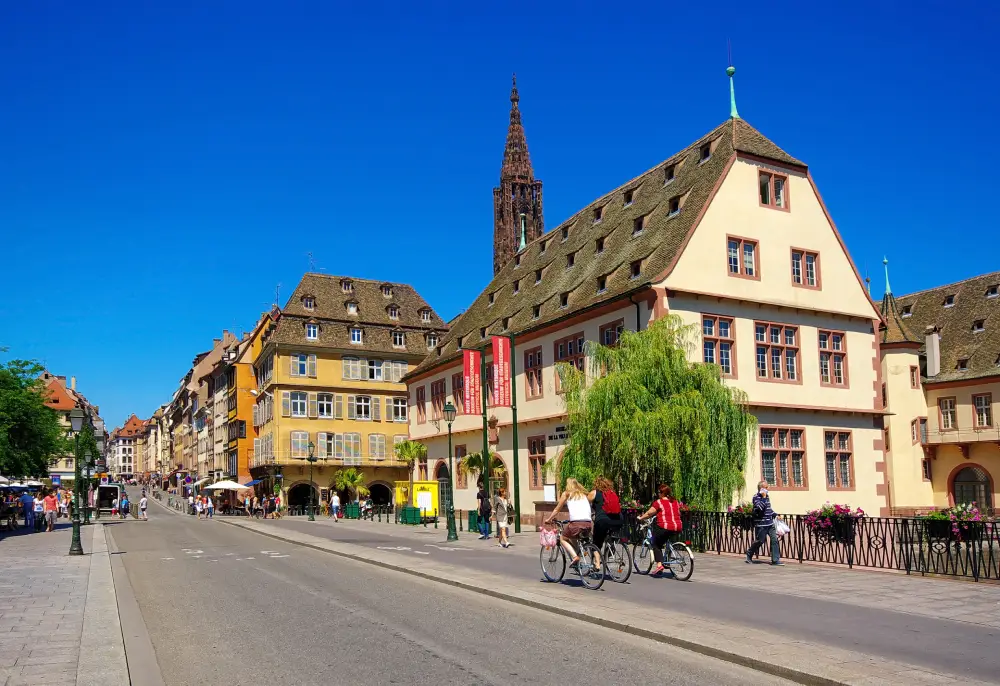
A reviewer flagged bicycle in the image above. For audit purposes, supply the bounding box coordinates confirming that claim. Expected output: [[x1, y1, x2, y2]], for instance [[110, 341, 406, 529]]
[[632, 520, 694, 581], [539, 520, 606, 590], [600, 526, 633, 583]]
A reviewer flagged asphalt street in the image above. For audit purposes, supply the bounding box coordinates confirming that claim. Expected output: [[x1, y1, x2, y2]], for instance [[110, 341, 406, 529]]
[[260, 514, 1000, 682], [110, 502, 796, 685]]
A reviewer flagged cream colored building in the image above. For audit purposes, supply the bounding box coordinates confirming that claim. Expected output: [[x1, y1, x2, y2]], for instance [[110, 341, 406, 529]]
[[406, 77, 888, 520]]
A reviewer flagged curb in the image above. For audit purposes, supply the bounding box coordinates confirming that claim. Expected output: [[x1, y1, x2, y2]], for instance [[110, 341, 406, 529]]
[[77, 524, 129, 686], [219, 518, 845, 686]]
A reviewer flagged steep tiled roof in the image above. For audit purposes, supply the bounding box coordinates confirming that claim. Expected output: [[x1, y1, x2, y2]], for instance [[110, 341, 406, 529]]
[[118, 414, 145, 438], [42, 378, 76, 411], [410, 118, 802, 377], [894, 271, 1000, 383], [271, 273, 447, 357], [879, 292, 920, 345]]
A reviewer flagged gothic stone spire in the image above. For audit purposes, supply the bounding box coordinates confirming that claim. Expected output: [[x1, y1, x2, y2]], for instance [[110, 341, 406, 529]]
[[494, 74, 544, 275]]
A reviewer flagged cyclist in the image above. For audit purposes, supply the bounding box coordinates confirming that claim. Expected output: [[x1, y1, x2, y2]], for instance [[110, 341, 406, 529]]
[[588, 476, 622, 568], [636, 483, 683, 576], [543, 478, 592, 566]]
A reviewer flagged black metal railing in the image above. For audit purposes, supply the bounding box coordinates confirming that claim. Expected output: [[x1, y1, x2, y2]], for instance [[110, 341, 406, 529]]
[[618, 510, 1000, 582]]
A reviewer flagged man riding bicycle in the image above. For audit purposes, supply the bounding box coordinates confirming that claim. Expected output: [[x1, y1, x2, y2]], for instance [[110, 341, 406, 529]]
[[636, 483, 683, 576], [543, 478, 592, 566]]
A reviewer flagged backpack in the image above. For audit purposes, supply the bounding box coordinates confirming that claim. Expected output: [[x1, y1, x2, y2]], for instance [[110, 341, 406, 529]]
[[602, 490, 621, 515]]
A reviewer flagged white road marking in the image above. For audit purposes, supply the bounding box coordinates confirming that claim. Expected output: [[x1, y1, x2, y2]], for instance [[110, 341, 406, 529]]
[[192, 555, 202, 559], [245, 556, 255, 560], [184, 549, 204, 555], [377, 546, 412, 551], [160, 557, 174, 561], [261, 550, 278, 554], [269, 555, 290, 558], [413, 551, 430, 555], [225, 553, 235, 556], [425, 544, 472, 551]]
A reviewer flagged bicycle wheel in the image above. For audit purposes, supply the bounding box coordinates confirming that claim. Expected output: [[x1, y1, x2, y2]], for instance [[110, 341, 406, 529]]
[[578, 543, 606, 590], [669, 543, 694, 581], [540, 545, 566, 582], [604, 541, 632, 583], [632, 542, 653, 575]]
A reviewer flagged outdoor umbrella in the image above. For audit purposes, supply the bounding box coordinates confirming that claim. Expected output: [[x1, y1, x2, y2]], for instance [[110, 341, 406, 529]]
[[204, 480, 247, 491]]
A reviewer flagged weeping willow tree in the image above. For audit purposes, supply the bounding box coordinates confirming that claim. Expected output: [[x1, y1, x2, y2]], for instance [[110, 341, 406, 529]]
[[555, 315, 756, 510]]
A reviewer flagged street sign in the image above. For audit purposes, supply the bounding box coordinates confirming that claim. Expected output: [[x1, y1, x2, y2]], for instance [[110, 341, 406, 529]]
[[95, 460, 107, 472], [51, 475, 61, 486]]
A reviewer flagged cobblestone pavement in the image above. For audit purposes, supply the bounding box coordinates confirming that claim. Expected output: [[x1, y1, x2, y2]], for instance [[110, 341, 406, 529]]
[[0, 523, 89, 686]]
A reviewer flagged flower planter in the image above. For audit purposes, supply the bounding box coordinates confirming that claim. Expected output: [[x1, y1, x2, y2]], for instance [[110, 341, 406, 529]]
[[729, 514, 755, 531], [809, 517, 856, 544], [924, 519, 983, 542]]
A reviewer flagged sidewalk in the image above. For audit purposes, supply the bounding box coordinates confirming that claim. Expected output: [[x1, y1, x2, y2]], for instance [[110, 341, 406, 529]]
[[220, 513, 1000, 686], [0, 523, 128, 686]]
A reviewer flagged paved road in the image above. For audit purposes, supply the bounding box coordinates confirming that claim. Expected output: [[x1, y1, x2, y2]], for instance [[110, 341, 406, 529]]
[[113, 502, 795, 685], [254, 515, 1000, 682]]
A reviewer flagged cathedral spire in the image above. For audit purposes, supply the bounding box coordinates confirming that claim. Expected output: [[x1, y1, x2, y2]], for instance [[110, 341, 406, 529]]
[[494, 75, 544, 275]]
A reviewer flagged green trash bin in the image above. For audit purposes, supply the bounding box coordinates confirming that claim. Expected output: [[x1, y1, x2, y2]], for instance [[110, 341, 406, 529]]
[[400, 505, 419, 525], [344, 503, 360, 519]]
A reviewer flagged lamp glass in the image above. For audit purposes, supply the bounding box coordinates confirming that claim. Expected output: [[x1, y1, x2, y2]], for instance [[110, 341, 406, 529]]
[[443, 402, 457, 424], [69, 408, 85, 433]]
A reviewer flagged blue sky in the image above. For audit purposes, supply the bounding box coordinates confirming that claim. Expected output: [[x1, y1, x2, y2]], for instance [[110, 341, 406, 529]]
[[1, 1, 996, 428]]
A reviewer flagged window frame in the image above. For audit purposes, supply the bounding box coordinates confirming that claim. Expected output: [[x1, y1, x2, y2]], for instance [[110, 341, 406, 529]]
[[306, 323, 319, 340], [454, 445, 468, 490], [910, 366, 920, 389], [290, 431, 310, 458], [938, 396, 957, 431], [415, 386, 426, 424], [350, 328, 363, 344], [451, 373, 464, 414], [818, 330, 849, 388], [303, 296, 315, 310], [758, 426, 808, 490], [524, 346, 544, 400], [911, 418, 919, 445], [599, 319, 625, 348], [753, 320, 800, 384], [528, 435, 546, 490], [290, 391, 308, 418], [824, 429, 855, 491], [391, 397, 408, 422], [973, 393, 993, 429], [726, 235, 760, 281], [392, 330, 405, 348], [317, 393, 334, 418], [553, 331, 586, 393], [790, 248, 820, 289], [702, 314, 737, 378], [430, 379, 446, 420], [758, 170, 790, 211]]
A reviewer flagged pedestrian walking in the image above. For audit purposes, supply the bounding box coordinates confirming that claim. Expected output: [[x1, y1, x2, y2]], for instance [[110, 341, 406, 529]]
[[188, 493, 195, 516], [195, 496, 204, 520], [139, 494, 148, 521], [494, 488, 512, 548], [120, 495, 130, 519], [58, 490, 69, 519], [43, 490, 58, 532], [111, 497, 119, 519], [745, 481, 784, 566], [20, 491, 34, 530], [206, 496, 214, 519], [244, 495, 251, 517], [330, 492, 340, 521], [476, 482, 492, 540], [33, 494, 44, 531]]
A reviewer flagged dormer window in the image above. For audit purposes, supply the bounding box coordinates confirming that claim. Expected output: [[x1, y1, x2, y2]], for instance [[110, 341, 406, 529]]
[[699, 142, 711, 163], [596, 237, 605, 253], [566, 252, 576, 268], [973, 319, 985, 333], [664, 164, 676, 185], [388, 305, 400, 320], [593, 206, 603, 224], [630, 260, 642, 280], [303, 296, 316, 310], [561, 226, 569, 241], [957, 358, 969, 371], [560, 292, 569, 309], [597, 275, 607, 293], [943, 295, 956, 308], [633, 215, 647, 237], [420, 310, 431, 323], [532, 305, 541, 319], [535, 268, 543, 284], [515, 254, 521, 268], [392, 331, 405, 348], [306, 323, 319, 340], [902, 305, 913, 317], [426, 333, 438, 349], [347, 302, 358, 315], [341, 279, 353, 294], [457, 336, 463, 348], [987, 285, 999, 298], [540, 239, 547, 254], [480, 327, 487, 339], [668, 196, 681, 217], [623, 189, 634, 206], [513, 279, 520, 294], [382, 285, 393, 298], [350, 328, 363, 344], [488, 292, 495, 306], [502, 317, 509, 330]]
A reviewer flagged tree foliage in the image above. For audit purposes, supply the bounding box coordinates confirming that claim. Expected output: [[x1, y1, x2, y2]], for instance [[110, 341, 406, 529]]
[[332, 467, 370, 499], [394, 439, 427, 506], [459, 450, 506, 485], [0, 359, 68, 478], [555, 316, 756, 510]]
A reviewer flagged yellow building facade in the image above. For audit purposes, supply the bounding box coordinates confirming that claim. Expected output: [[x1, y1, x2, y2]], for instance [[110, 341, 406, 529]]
[[250, 276, 445, 509]]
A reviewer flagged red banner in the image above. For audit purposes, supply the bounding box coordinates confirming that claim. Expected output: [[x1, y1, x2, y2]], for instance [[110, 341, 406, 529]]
[[463, 349, 481, 413], [491, 336, 511, 407]]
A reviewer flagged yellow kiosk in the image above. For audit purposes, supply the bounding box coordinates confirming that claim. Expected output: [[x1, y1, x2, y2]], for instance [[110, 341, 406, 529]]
[[394, 481, 440, 523]]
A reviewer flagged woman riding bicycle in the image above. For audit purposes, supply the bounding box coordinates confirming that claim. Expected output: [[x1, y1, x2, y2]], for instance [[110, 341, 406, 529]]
[[636, 483, 683, 576], [588, 476, 621, 568], [544, 478, 592, 566]]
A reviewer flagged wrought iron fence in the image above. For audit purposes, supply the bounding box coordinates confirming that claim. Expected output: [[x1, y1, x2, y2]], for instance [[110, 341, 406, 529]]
[[618, 509, 1000, 582]]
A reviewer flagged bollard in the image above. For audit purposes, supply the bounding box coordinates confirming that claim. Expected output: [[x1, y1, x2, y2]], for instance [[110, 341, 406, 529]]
[[434, 509, 438, 529], [422, 508, 427, 528], [459, 514, 463, 532], [377, 507, 381, 523]]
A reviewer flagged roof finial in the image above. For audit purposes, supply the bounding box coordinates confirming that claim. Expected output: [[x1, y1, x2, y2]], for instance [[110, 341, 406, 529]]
[[883, 257, 891, 295], [727, 65, 740, 119], [510, 73, 519, 107]]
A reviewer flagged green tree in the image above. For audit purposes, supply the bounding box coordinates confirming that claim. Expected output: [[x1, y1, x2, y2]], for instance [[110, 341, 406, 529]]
[[0, 359, 68, 479], [393, 439, 427, 506], [332, 467, 369, 500], [556, 316, 756, 510], [459, 450, 506, 487]]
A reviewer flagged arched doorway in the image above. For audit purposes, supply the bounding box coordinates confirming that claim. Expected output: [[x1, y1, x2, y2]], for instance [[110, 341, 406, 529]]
[[369, 482, 392, 506], [434, 461, 449, 480], [287, 482, 317, 513], [434, 462, 451, 511], [952, 466, 992, 508]]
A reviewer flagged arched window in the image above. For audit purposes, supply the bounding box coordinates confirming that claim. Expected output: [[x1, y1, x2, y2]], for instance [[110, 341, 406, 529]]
[[953, 466, 992, 508]]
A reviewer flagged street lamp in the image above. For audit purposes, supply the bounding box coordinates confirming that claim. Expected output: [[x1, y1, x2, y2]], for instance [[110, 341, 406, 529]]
[[306, 441, 317, 521], [443, 401, 458, 542], [68, 407, 86, 556]]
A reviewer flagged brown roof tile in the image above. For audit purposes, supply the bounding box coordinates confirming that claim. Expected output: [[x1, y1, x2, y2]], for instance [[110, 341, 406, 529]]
[[894, 271, 1000, 383], [410, 118, 800, 377], [879, 292, 920, 345]]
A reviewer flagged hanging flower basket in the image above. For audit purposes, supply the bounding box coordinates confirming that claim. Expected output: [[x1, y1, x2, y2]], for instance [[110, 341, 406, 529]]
[[920, 504, 985, 542], [804, 503, 864, 545], [728, 502, 756, 531]]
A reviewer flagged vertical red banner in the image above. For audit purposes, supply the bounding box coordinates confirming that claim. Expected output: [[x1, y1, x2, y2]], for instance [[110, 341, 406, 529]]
[[463, 349, 481, 414], [491, 336, 511, 407]]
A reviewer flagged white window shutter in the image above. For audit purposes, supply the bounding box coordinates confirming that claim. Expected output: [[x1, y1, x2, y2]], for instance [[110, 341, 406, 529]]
[[254, 438, 261, 457], [281, 391, 291, 417], [290, 356, 297, 377], [334, 394, 343, 419], [373, 397, 381, 422], [347, 395, 356, 420], [369, 434, 376, 458], [308, 354, 317, 378], [385, 397, 392, 422], [317, 433, 327, 458], [308, 392, 318, 418]]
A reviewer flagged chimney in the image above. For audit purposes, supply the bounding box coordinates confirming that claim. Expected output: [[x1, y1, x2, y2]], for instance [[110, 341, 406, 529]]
[[70, 376, 76, 391], [925, 326, 940, 378]]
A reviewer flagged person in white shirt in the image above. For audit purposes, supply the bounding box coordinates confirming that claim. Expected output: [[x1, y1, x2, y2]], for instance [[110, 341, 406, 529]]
[[139, 495, 148, 521], [195, 496, 204, 520], [206, 496, 214, 519], [188, 494, 195, 516], [330, 493, 341, 521]]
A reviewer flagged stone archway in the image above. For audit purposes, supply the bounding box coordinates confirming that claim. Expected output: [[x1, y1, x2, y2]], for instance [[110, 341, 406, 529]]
[[949, 464, 993, 509], [287, 481, 318, 513], [434, 461, 449, 480], [368, 481, 393, 506]]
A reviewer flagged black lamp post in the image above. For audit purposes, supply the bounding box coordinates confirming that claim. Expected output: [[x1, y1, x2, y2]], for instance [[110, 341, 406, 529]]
[[306, 441, 317, 521], [68, 407, 86, 556], [443, 402, 458, 542]]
